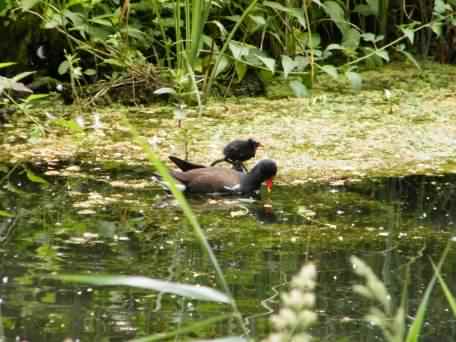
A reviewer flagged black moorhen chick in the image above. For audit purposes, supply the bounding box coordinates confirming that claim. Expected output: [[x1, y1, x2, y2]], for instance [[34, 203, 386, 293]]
[[211, 138, 262, 172], [163, 159, 277, 195]]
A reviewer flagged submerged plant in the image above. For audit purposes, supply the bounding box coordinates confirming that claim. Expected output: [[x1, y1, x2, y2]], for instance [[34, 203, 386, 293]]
[[264, 263, 318, 342]]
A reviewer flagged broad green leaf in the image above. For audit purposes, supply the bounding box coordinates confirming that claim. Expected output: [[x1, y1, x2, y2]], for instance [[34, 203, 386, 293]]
[[431, 22, 442, 36], [361, 33, 376, 42], [374, 49, 389, 62], [19, 0, 40, 10], [289, 80, 309, 97], [249, 14, 266, 27], [58, 60, 70, 75], [229, 41, 250, 60], [257, 55, 275, 73], [346, 71, 362, 91], [323, 1, 348, 33], [0, 62, 16, 69], [214, 56, 230, 77], [303, 32, 321, 48], [434, 0, 447, 14], [281, 55, 299, 79], [263, 1, 289, 12], [25, 169, 49, 185], [367, 0, 379, 15], [321, 65, 339, 79], [342, 28, 361, 50], [400, 28, 415, 44], [234, 61, 247, 81], [57, 275, 231, 303], [0, 210, 14, 218]]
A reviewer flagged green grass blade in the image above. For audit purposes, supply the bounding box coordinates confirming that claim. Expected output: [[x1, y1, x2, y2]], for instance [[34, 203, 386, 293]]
[[405, 245, 451, 342], [431, 260, 456, 316]]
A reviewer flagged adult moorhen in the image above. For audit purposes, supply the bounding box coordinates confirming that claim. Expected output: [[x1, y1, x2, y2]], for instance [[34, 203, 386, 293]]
[[162, 159, 277, 196], [210, 138, 262, 172]]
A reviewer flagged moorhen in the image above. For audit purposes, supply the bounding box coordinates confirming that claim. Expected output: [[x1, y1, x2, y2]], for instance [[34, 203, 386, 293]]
[[161, 159, 277, 196], [210, 138, 262, 172]]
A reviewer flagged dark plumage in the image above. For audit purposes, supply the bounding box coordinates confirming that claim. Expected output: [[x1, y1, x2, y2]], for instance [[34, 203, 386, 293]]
[[210, 138, 261, 172], [164, 159, 277, 195], [168, 156, 205, 172]]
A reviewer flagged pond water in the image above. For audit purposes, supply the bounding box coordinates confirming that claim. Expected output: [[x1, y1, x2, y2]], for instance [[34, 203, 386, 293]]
[[0, 166, 455, 341]]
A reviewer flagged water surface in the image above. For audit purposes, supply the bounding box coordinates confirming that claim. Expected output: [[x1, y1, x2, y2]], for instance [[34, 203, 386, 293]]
[[0, 167, 455, 341]]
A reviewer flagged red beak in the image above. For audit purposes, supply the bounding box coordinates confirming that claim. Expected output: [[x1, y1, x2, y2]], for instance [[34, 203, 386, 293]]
[[265, 178, 273, 193]]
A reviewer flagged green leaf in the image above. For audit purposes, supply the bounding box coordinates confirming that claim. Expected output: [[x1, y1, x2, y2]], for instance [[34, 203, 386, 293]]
[[346, 71, 362, 91], [323, 1, 348, 33], [0, 210, 14, 218], [57, 275, 231, 303], [24, 94, 49, 102], [58, 60, 70, 75], [25, 169, 49, 185], [234, 61, 247, 81], [0, 62, 16, 69], [229, 41, 250, 60], [431, 22, 443, 37], [256, 55, 275, 73], [249, 14, 266, 27], [374, 49, 390, 62], [400, 28, 415, 44], [281, 55, 299, 79], [214, 56, 230, 77], [321, 65, 339, 80], [12, 71, 35, 82], [303, 32, 321, 48], [289, 80, 310, 97], [342, 28, 361, 50], [367, 0, 379, 15], [19, 0, 40, 10], [84, 68, 96, 76]]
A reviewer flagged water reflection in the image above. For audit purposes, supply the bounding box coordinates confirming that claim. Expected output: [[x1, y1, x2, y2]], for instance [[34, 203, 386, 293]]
[[0, 169, 455, 341]]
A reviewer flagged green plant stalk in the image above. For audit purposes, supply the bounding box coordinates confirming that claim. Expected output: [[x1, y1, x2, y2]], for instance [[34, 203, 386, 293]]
[[129, 314, 232, 342], [205, 0, 260, 97], [431, 259, 456, 317], [303, 0, 315, 84], [183, 51, 203, 114], [123, 118, 248, 336], [175, 0, 183, 70]]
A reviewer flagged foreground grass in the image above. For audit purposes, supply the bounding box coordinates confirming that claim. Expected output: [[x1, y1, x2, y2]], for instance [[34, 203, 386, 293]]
[[2, 62, 456, 182]]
